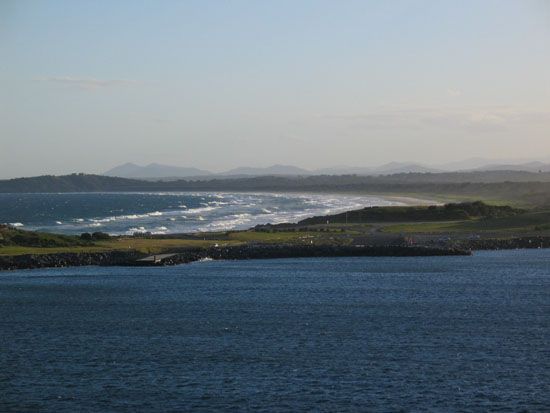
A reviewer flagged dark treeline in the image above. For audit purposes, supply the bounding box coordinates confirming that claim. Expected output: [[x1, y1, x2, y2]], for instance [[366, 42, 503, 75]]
[[3, 172, 550, 206], [297, 202, 523, 226], [0, 224, 86, 247]]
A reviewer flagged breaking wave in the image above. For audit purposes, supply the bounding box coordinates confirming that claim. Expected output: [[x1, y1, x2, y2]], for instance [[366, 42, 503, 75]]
[[3, 192, 422, 235]]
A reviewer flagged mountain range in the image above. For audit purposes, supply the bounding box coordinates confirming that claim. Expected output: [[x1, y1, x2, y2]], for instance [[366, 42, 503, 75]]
[[5, 173, 550, 209], [103, 160, 550, 179], [104, 163, 211, 178]]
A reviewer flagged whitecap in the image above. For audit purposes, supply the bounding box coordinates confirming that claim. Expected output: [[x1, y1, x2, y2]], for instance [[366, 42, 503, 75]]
[[185, 206, 217, 214], [9, 222, 24, 227], [128, 226, 147, 233], [200, 213, 252, 231], [89, 217, 115, 223]]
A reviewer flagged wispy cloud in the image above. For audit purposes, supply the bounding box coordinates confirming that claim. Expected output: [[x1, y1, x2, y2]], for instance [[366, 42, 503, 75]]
[[318, 106, 550, 132], [152, 118, 171, 124], [447, 88, 462, 97], [34, 76, 137, 90]]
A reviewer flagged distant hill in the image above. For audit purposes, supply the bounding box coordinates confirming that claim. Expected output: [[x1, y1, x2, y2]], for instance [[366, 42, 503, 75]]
[[314, 162, 441, 175], [0, 174, 149, 193], [223, 164, 310, 176], [474, 161, 550, 173], [104, 163, 311, 179], [104, 161, 440, 179], [104, 162, 212, 178], [435, 158, 550, 172], [103, 160, 550, 179], [5, 171, 550, 207], [371, 162, 442, 174]]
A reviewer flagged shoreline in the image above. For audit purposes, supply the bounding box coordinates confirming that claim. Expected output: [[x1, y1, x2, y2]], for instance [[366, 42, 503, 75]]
[[3, 191, 441, 236], [3, 191, 436, 236], [3, 201, 550, 272]]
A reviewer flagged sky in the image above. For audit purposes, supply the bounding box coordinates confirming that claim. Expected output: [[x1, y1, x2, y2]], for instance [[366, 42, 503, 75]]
[[1, 0, 549, 178]]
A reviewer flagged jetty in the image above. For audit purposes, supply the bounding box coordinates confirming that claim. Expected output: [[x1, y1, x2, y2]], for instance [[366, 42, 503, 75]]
[[135, 253, 178, 266]]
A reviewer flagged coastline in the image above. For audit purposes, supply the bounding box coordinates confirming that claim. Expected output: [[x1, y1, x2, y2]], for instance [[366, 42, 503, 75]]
[[1, 191, 436, 236], [3, 200, 550, 272]]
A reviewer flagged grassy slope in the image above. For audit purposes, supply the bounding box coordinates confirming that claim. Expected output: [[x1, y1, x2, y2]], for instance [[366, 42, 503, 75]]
[[382, 210, 550, 234], [0, 229, 328, 256]]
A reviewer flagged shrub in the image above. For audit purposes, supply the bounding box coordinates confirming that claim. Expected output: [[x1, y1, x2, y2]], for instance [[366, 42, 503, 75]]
[[91, 231, 110, 240]]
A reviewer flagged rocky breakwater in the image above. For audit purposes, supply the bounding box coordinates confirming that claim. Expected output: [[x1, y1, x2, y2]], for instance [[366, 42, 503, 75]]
[[136, 244, 471, 267], [203, 244, 471, 261], [141, 244, 471, 265], [0, 250, 144, 271], [457, 236, 550, 251], [0, 244, 471, 271]]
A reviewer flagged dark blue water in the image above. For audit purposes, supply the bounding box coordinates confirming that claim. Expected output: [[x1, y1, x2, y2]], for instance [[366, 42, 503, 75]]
[[0, 192, 402, 235], [1, 250, 549, 412]]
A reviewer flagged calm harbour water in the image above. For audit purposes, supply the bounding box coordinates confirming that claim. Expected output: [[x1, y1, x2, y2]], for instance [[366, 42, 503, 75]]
[[1, 250, 549, 412]]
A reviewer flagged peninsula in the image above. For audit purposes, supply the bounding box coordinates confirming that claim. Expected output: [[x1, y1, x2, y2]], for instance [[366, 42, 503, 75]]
[[3, 201, 550, 271]]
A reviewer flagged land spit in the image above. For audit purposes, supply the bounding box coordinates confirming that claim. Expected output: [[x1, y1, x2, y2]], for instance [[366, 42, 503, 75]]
[[0, 244, 470, 271]]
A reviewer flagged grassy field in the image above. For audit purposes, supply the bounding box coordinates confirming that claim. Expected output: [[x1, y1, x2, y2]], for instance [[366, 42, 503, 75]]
[[0, 229, 331, 256], [0, 245, 110, 256], [382, 210, 550, 234], [381, 221, 465, 234]]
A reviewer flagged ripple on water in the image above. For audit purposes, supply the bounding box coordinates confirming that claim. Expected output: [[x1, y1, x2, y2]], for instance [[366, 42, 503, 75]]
[[0, 250, 549, 411]]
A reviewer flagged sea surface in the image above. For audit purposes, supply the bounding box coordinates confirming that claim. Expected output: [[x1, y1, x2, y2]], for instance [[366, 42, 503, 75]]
[[0, 192, 409, 235], [1, 249, 549, 412]]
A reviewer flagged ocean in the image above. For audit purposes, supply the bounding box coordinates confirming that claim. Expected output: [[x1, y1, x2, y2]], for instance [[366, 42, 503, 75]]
[[0, 192, 409, 235], [1, 249, 549, 411]]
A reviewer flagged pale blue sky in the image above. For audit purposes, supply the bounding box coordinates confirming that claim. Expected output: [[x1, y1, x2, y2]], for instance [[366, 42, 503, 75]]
[[1, 0, 549, 177]]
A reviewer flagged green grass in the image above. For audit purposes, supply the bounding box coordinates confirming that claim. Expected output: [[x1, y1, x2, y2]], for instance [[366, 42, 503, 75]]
[[0, 245, 109, 256], [381, 221, 465, 234], [381, 210, 550, 234], [96, 238, 240, 254], [0, 232, 324, 256], [0, 225, 87, 248], [228, 230, 322, 243], [455, 210, 550, 231]]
